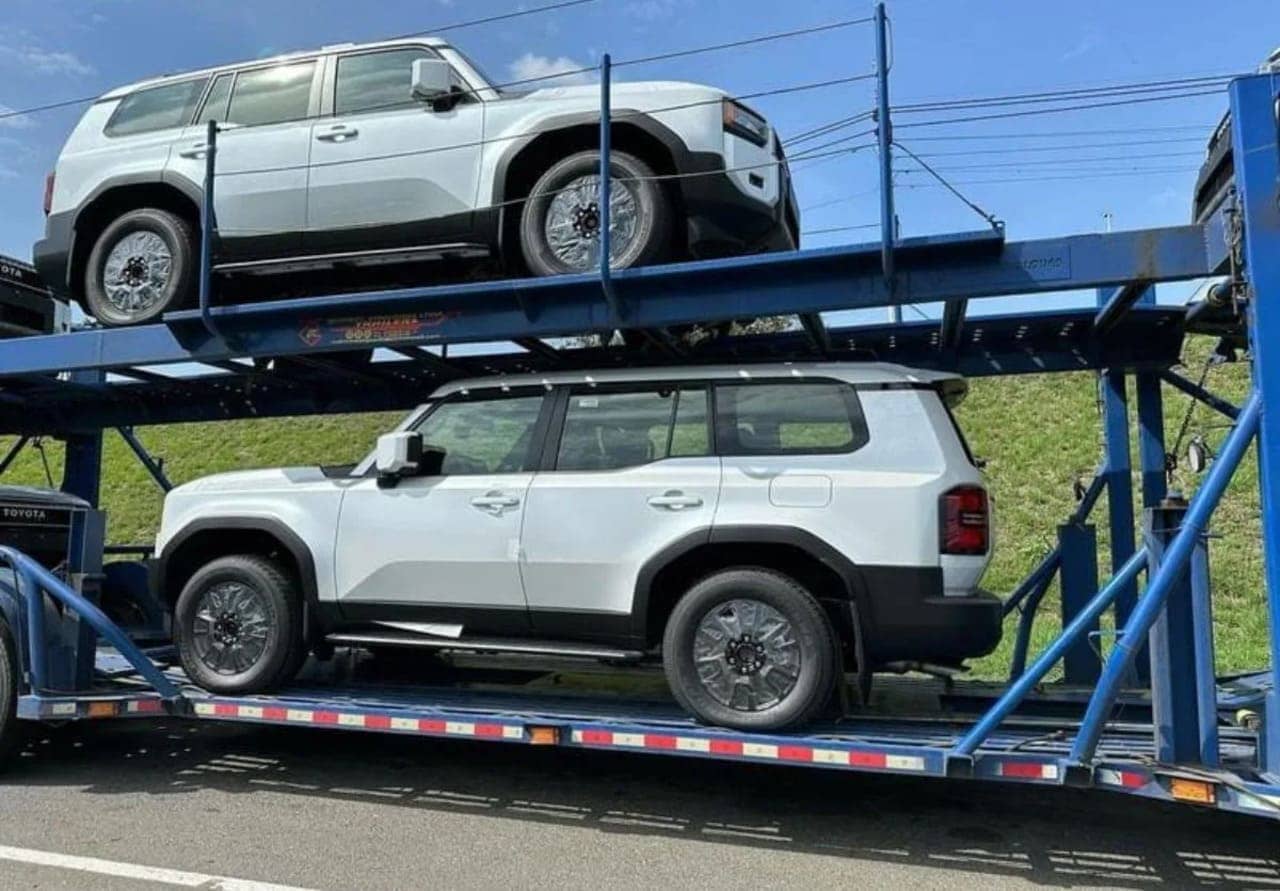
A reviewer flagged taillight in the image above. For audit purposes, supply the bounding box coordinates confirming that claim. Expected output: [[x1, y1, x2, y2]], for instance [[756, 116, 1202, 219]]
[[941, 485, 989, 555], [43, 172, 55, 216]]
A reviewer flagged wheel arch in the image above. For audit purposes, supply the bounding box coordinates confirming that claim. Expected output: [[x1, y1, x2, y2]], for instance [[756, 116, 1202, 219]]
[[491, 111, 690, 262], [634, 526, 870, 652], [155, 517, 320, 640], [69, 175, 202, 300]]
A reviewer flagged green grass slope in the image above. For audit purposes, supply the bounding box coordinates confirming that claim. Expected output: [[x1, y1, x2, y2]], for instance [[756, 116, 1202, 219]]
[[0, 335, 1267, 678]]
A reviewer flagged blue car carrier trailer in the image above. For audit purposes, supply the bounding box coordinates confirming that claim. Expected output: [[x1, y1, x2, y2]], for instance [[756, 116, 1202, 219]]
[[2, 6, 1280, 822]]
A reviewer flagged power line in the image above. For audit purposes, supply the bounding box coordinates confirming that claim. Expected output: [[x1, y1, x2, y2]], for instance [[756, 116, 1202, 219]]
[[784, 110, 876, 146], [900, 149, 1203, 172], [801, 223, 881, 237], [614, 16, 874, 70], [899, 124, 1216, 142], [893, 72, 1234, 114], [894, 87, 1225, 130], [897, 166, 1200, 187], [914, 136, 1205, 157]]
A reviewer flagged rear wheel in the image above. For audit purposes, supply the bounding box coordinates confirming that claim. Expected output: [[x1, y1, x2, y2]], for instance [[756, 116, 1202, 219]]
[[174, 555, 303, 694], [663, 568, 838, 731], [0, 616, 20, 772], [84, 208, 196, 326], [519, 150, 672, 277]]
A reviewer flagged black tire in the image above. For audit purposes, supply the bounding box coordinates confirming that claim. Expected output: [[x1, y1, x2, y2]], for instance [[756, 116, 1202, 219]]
[[0, 617, 20, 772], [84, 208, 197, 327], [519, 149, 672, 277], [174, 555, 303, 694], [663, 568, 838, 731]]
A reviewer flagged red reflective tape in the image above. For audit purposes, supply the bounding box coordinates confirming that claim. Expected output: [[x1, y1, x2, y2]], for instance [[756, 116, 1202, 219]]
[[134, 699, 163, 713], [848, 751, 888, 769], [263, 706, 288, 722], [365, 714, 391, 730], [1120, 771, 1145, 789], [213, 703, 238, 717], [580, 729, 614, 746], [645, 734, 679, 750], [313, 711, 340, 724], [709, 739, 744, 756], [1001, 761, 1048, 779], [475, 723, 505, 738], [778, 745, 813, 762], [419, 719, 447, 734]]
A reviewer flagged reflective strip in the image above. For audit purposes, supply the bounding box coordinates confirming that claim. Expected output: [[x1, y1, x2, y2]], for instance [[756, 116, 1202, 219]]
[[238, 705, 264, 720], [337, 713, 364, 727], [193, 702, 216, 717], [125, 699, 163, 714], [742, 743, 778, 759], [999, 761, 1059, 780], [885, 754, 927, 772], [1098, 768, 1145, 789], [390, 717, 418, 731], [446, 721, 475, 736], [613, 733, 647, 748], [49, 702, 76, 716], [676, 736, 711, 753], [286, 709, 313, 723]]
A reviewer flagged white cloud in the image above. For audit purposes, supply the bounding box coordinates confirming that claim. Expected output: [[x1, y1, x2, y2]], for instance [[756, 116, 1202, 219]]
[[0, 105, 33, 130], [0, 38, 94, 77], [627, 0, 685, 22], [508, 53, 593, 87]]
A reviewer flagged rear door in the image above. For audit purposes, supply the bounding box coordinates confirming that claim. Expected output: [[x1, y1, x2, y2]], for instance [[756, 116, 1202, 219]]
[[167, 59, 322, 261], [305, 45, 486, 254], [519, 384, 721, 640]]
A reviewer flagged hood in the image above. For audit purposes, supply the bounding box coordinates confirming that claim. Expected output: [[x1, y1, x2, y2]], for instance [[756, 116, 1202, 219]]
[[170, 466, 329, 495], [518, 80, 727, 104]]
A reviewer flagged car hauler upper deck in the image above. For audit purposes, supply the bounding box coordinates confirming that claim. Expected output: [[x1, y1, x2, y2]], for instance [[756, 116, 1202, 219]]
[[1, 5, 1280, 822]]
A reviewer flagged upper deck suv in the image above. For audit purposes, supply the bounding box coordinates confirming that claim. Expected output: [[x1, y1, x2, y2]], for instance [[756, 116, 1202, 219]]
[[153, 363, 999, 731], [33, 37, 799, 327]]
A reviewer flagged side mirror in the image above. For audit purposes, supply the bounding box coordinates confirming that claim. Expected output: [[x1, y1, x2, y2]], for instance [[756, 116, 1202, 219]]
[[376, 432, 422, 487], [412, 59, 454, 102]]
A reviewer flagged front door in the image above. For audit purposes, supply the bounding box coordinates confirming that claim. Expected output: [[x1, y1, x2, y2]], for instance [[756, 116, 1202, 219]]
[[168, 59, 322, 261], [333, 391, 549, 634], [305, 45, 486, 254], [519, 385, 722, 642]]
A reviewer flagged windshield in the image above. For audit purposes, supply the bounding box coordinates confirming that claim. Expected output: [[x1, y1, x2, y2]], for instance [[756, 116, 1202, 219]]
[[448, 47, 503, 94]]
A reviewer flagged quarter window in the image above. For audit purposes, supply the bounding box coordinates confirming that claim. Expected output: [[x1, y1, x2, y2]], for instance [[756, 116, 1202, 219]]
[[336, 47, 438, 116], [416, 395, 543, 475], [557, 387, 710, 471], [225, 61, 316, 127], [105, 78, 208, 137], [195, 73, 234, 125], [715, 382, 868, 455]]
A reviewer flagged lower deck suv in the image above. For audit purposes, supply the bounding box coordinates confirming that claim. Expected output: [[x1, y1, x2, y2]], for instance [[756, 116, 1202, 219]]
[[154, 363, 1000, 730]]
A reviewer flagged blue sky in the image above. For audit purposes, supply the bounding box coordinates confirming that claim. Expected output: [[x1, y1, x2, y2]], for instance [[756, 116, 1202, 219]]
[[0, 0, 1274, 317]]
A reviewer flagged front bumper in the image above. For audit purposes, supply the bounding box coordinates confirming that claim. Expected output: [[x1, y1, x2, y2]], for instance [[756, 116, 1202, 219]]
[[677, 150, 799, 258]]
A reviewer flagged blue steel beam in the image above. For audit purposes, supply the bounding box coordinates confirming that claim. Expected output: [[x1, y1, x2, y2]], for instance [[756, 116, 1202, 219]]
[[116, 427, 173, 492], [0, 227, 1211, 377], [1159, 368, 1242, 420], [1094, 281, 1153, 335], [1100, 367, 1139, 634], [1229, 73, 1280, 775]]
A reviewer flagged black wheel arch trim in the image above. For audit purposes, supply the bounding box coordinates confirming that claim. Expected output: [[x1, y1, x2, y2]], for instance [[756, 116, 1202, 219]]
[[155, 516, 321, 639]]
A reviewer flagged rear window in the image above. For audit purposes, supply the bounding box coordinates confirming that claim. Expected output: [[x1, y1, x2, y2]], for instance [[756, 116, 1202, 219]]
[[105, 78, 208, 137], [714, 382, 869, 455]]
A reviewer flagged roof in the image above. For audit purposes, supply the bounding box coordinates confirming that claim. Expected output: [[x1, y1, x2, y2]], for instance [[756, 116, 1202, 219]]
[[429, 361, 962, 398], [100, 35, 451, 100]]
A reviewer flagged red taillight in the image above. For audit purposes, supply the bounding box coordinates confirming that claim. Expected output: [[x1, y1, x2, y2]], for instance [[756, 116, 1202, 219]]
[[941, 485, 989, 555], [43, 172, 55, 216]]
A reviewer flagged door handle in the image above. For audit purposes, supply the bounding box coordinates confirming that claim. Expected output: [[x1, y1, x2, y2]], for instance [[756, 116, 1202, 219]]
[[471, 492, 520, 513], [316, 126, 359, 142], [648, 491, 704, 511], [178, 144, 207, 159]]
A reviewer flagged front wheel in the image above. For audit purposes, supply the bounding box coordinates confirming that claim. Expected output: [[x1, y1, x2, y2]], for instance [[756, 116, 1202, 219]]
[[0, 617, 21, 772], [519, 149, 673, 277], [174, 555, 304, 694], [663, 568, 838, 731], [84, 208, 196, 326]]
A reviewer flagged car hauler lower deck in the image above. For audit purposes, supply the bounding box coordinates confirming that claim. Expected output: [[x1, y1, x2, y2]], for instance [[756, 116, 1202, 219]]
[[2, 12, 1280, 825]]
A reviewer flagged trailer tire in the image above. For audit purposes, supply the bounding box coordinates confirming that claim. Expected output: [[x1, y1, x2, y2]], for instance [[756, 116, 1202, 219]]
[[0, 617, 20, 772], [174, 555, 303, 695], [663, 568, 838, 731]]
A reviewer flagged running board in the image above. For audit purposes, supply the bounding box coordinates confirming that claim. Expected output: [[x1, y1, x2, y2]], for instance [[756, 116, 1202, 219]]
[[213, 243, 491, 276], [325, 631, 646, 662]]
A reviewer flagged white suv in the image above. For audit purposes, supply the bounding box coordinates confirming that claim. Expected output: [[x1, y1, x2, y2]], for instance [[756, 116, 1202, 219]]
[[33, 37, 798, 327], [153, 363, 999, 730]]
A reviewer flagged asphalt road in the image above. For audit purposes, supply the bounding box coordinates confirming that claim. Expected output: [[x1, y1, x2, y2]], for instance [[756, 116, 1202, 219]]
[[0, 719, 1277, 890]]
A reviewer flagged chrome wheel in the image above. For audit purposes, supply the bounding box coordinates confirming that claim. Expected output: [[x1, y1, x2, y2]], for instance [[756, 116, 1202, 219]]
[[693, 598, 801, 712], [102, 231, 173, 316], [543, 173, 640, 271], [191, 581, 272, 676]]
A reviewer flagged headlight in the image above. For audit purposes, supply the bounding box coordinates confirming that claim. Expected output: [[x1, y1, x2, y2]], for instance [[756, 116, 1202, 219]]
[[723, 99, 770, 147]]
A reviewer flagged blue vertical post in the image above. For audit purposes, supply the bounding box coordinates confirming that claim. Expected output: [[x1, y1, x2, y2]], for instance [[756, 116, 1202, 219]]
[[59, 372, 105, 692], [1229, 72, 1280, 775], [598, 53, 620, 322], [1058, 523, 1101, 684], [199, 120, 219, 339], [1133, 370, 1165, 686], [1189, 534, 1220, 766], [873, 2, 897, 321], [1145, 502, 1205, 763]]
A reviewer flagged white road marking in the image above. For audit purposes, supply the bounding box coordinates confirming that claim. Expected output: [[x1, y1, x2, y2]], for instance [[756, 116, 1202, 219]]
[[0, 844, 317, 890]]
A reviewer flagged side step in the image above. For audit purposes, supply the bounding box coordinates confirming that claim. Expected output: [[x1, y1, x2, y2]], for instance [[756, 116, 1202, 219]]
[[213, 243, 491, 276], [326, 630, 647, 663]]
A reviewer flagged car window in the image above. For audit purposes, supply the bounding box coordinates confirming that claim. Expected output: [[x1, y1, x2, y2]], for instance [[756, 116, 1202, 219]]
[[557, 387, 710, 471], [416, 395, 543, 475], [195, 73, 234, 125], [715, 382, 869, 455], [336, 47, 438, 116], [226, 61, 316, 127], [105, 78, 209, 137]]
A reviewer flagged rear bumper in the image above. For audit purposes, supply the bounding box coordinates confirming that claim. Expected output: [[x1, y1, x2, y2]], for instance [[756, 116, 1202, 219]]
[[677, 152, 799, 258], [33, 211, 74, 296], [857, 565, 1003, 664]]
